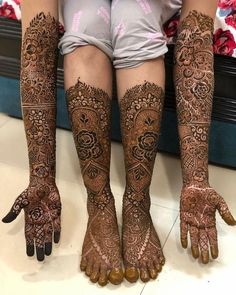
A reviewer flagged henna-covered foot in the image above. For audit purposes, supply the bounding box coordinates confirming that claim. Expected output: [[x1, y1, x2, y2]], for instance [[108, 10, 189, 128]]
[[66, 80, 123, 285], [119, 82, 165, 282], [80, 189, 123, 286], [123, 194, 165, 283]]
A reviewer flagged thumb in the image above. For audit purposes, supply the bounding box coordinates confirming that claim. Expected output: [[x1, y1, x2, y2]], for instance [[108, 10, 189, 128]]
[[217, 196, 236, 226], [2, 191, 29, 223]]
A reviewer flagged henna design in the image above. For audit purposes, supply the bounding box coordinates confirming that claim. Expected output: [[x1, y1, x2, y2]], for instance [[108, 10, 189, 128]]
[[119, 82, 165, 282], [174, 10, 236, 263], [66, 80, 123, 286], [2, 13, 61, 261]]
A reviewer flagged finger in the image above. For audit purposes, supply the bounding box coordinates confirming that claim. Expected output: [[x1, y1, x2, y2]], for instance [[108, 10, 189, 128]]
[[206, 227, 218, 259], [189, 226, 199, 259], [180, 221, 188, 248], [217, 197, 236, 226], [25, 223, 35, 257], [199, 229, 209, 264], [2, 191, 29, 223], [53, 216, 61, 243], [35, 225, 45, 262], [44, 223, 53, 256], [54, 231, 61, 244]]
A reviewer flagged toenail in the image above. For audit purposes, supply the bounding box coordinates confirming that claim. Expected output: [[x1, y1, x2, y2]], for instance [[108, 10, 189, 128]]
[[149, 269, 158, 280], [140, 270, 150, 283], [109, 268, 124, 285], [125, 267, 139, 283]]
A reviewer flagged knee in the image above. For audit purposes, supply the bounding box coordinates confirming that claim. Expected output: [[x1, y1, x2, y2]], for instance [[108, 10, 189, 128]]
[[64, 45, 110, 70]]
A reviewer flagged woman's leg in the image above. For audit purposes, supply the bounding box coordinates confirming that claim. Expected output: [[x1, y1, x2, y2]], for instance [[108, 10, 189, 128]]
[[2, 0, 61, 262], [174, 0, 236, 264], [116, 60, 166, 283], [61, 0, 123, 286], [112, 0, 169, 283]]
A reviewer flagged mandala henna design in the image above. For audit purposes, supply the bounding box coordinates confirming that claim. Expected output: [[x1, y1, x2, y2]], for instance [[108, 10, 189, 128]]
[[119, 82, 165, 283], [2, 13, 61, 261], [174, 10, 236, 263], [66, 80, 123, 286]]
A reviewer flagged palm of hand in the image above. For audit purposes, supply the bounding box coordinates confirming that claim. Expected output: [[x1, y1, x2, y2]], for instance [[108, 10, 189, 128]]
[[2, 182, 61, 261], [180, 186, 236, 263]]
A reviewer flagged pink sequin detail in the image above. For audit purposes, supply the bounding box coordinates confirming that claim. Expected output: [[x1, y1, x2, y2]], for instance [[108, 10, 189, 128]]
[[136, 0, 152, 14], [115, 22, 125, 37], [71, 11, 83, 32], [97, 6, 110, 24]]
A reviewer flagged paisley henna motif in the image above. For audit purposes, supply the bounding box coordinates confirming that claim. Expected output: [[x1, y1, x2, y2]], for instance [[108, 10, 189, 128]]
[[174, 11, 236, 263], [119, 82, 165, 282], [2, 13, 61, 261], [66, 80, 123, 286]]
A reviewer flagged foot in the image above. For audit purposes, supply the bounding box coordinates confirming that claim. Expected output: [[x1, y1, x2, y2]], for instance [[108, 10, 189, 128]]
[[80, 191, 123, 286], [122, 194, 165, 283]]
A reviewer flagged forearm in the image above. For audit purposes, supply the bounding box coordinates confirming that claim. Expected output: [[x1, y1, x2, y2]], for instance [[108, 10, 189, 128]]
[[20, 1, 59, 184], [174, 10, 214, 187]]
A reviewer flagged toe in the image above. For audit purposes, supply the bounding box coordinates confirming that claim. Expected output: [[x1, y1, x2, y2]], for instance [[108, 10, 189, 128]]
[[140, 267, 150, 283], [90, 263, 100, 283], [125, 267, 139, 283], [147, 262, 158, 280], [159, 255, 165, 266], [80, 257, 87, 272], [108, 268, 123, 285], [154, 259, 162, 273], [85, 260, 93, 277], [98, 269, 108, 287]]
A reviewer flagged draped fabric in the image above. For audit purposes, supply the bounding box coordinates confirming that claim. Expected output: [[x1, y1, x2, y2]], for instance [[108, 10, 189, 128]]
[[1, 0, 236, 57]]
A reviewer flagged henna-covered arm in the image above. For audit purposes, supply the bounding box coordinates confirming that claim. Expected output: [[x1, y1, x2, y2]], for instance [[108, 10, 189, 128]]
[[174, 10, 236, 264], [2, 3, 61, 262]]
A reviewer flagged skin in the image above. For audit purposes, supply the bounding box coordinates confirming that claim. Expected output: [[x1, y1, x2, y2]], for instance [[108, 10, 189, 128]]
[[64, 46, 123, 286], [174, 0, 236, 263], [2, 0, 61, 261], [116, 58, 166, 282]]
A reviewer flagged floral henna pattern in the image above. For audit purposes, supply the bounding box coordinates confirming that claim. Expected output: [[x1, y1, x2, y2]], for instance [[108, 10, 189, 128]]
[[119, 82, 165, 283], [174, 11, 236, 263], [66, 80, 123, 286], [2, 13, 61, 261]]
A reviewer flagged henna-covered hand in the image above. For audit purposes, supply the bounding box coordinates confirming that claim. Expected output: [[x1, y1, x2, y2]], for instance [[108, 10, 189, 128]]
[[174, 10, 236, 263], [2, 12, 60, 261], [180, 186, 236, 263], [2, 182, 61, 261]]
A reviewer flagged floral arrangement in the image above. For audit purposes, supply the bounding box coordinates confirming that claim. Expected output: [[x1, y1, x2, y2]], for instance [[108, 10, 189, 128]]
[[1, 0, 236, 57]]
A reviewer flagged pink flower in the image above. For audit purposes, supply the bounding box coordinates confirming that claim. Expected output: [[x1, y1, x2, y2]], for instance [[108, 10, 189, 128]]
[[163, 17, 179, 37], [13, 0, 21, 5], [213, 28, 236, 56], [225, 10, 236, 29], [0, 3, 17, 19], [218, 0, 236, 10]]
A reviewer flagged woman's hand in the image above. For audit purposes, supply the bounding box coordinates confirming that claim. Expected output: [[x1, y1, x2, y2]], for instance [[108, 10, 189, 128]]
[[2, 182, 61, 261], [180, 186, 236, 263]]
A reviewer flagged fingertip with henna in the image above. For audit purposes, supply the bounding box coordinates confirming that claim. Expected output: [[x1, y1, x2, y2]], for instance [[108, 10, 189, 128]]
[[2, 211, 18, 223]]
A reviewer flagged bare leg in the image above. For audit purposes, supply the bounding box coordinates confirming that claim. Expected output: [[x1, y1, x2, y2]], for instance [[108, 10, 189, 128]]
[[64, 46, 123, 286], [116, 57, 165, 283], [174, 0, 236, 264], [2, 0, 61, 262]]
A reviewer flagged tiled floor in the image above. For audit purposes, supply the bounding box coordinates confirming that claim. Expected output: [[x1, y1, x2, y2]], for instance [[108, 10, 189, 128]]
[[0, 113, 236, 295]]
